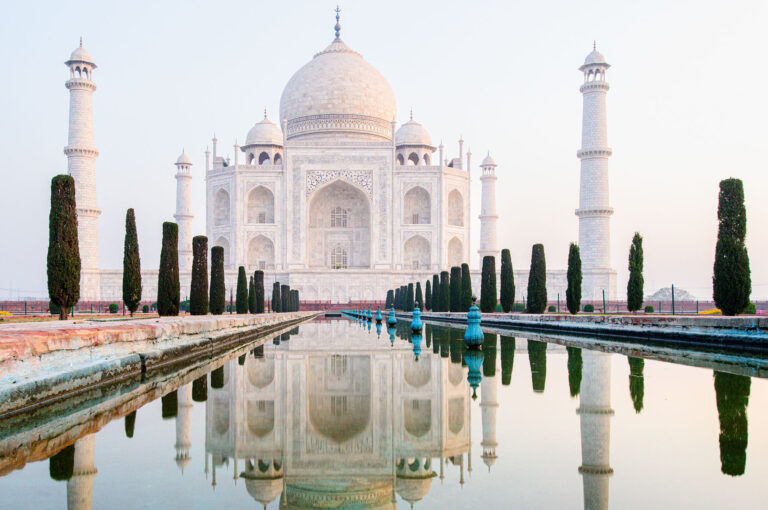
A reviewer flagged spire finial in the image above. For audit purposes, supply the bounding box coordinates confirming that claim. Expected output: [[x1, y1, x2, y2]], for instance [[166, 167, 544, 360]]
[[593, 40, 596, 51], [264, 107, 267, 119], [409, 108, 413, 121], [334, 6, 341, 39], [79, 36, 83, 48]]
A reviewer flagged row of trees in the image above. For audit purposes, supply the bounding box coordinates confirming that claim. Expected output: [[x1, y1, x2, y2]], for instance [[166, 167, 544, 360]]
[[271, 282, 300, 312], [386, 263, 476, 313]]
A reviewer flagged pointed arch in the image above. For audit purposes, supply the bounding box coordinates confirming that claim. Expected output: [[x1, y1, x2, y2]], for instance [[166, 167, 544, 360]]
[[247, 186, 275, 224], [447, 237, 463, 267], [214, 189, 230, 226], [403, 186, 430, 224], [448, 190, 464, 226], [408, 153, 420, 166], [396, 153, 405, 166], [403, 235, 430, 270], [247, 235, 275, 270], [258, 152, 270, 165]]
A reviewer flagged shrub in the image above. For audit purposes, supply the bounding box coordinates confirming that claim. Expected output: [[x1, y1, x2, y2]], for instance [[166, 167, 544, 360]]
[[47, 175, 80, 320], [566, 243, 582, 315], [109, 303, 119, 314], [439, 272, 450, 312], [432, 275, 441, 312], [254, 271, 265, 313], [584, 304, 594, 312], [157, 222, 180, 316], [190, 236, 209, 315], [142, 304, 149, 313], [122, 208, 142, 316], [209, 246, 225, 315], [512, 303, 525, 312], [500, 249, 515, 312], [745, 303, 756, 314], [480, 256, 497, 313], [449, 266, 461, 312], [461, 263, 473, 312], [713, 178, 751, 315], [424, 281, 431, 311], [627, 233, 644, 312], [644, 305, 654, 313], [236, 267, 248, 314], [527, 244, 547, 314], [548, 305, 556, 312], [495, 304, 503, 312]]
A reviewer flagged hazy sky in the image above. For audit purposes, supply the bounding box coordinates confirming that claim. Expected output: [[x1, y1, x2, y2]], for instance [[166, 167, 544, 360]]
[[1, 0, 766, 300]]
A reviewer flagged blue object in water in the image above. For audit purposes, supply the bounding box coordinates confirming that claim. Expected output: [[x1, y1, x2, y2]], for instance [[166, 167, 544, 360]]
[[464, 303, 484, 348], [367, 308, 373, 321], [387, 307, 397, 327], [411, 307, 423, 333], [388, 327, 396, 345], [465, 349, 484, 400], [411, 333, 422, 361], [375, 308, 382, 324], [367, 320, 372, 332], [376, 322, 382, 338]]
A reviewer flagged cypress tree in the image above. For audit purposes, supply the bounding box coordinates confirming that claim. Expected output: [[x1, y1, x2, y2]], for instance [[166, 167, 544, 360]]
[[190, 235, 209, 315], [567, 347, 582, 397], [122, 208, 142, 316], [500, 336, 515, 386], [461, 263, 473, 311], [526, 244, 547, 314], [528, 340, 547, 392], [714, 371, 751, 476], [281, 284, 290, 312], [209, 246, 225, 315], [480, 256, 497, 313], [272, 282, 281, 312], [248, 276, 255, 313], [385, 289, 394, 309], [628, 357, 645, 413], [254, 271, 265, 313], [449, 266, 461, 312], [229, 288, 234, 313], [713, 178, 751, 316], [406, 283, 414, 310], [293, 289, 300, 311], [499, 249, 515, 313], [125, 411, 136, 439], [394, 287, 401, 310], [439, 271, 450, 312], [415, 282, 424, 309], [157, 222, 180, 316], [627, 233, 644, 312], [432, 275, 440, 311], [236, 266, 248, 314], [566, 243, 582, 315], [425, 280, 432, 311], [47, 175, 80, 320]]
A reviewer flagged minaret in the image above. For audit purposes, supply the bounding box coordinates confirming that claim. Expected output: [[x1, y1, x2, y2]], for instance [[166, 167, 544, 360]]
[[480, 363, 499, 471], [67, 434, 97, 510], [174, 151, 194, 272], [65, 39, 101, 301], [175, 383, 193, 473], [577, 350, 613, 510], [478, 153, 499, 267], [576, 43, 615, 300]]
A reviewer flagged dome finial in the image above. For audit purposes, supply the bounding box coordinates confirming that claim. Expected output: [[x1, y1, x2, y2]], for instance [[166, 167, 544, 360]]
[[79, 36, 83, 48], [593, 40, 596, 51], [334, 6, 341, 39], [264, 107, 267, 119], [410, 108, 413, 121]]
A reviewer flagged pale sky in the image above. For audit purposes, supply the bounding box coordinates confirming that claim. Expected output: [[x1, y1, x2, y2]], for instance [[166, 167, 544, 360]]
[[1, 0, 766, 300]]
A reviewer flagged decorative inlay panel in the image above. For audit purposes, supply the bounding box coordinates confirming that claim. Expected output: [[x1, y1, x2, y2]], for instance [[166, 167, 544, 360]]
[[306, 170, 373, 198]]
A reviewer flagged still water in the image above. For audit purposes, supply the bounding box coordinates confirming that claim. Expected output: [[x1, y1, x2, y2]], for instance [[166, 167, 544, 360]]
[[1, 318, 767, 509]]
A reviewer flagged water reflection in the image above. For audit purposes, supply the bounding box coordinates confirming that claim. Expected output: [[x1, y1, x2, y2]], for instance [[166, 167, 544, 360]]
[[714, 371, 750, 476], [204, 320, 472, 508]]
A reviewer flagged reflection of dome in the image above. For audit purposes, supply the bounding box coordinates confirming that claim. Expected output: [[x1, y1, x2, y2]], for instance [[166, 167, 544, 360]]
[[279, 38, 396, 141], [245, 115, 284, 147], [247, 357, 275, 388], [245, 477, 282, 506], [396, 476, 434, 505], [448, 364, 464, 386], [448, 397, 465, 434], [283, 479, 394, 510], [395, 118, 432, 147], [403, 357, 431, 388]]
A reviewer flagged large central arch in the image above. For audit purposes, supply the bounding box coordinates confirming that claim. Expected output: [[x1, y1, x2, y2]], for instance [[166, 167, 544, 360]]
[[307, 180, 371, 269]]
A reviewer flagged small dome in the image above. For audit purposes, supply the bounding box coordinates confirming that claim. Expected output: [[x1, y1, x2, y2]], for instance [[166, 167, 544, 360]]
[[482, 454, 497, 469], [175, 151, 192, 165], [245, 115, 284, 147], [175, 455, 191, 471], [245, 477, 283, 505], [395, 118, 432, 147], [68, 40, 95, 65], [396, 476, 435, 504], [481, 153, 496, 167]]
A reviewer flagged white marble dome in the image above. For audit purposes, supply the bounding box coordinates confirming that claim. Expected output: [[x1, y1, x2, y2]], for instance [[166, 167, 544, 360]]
[[245, 115, 283, 147], [396, 118, 432, 147], [175, 151, 192, 166], [68, 44, 94, 65], [481, 153, 496, 167], [584, 49, 607, 66], [279, 38, 396, 140]]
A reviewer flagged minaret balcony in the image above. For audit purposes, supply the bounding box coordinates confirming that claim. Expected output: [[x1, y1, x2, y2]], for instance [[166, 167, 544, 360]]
[[579, 81, 610, 93], [65, 79, 97, 91], [576, 148, 612, 159], [64, 146, 99, 157]]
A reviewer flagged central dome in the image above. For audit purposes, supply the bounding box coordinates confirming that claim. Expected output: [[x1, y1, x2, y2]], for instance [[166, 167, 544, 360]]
[[279, 38, 396, 141]]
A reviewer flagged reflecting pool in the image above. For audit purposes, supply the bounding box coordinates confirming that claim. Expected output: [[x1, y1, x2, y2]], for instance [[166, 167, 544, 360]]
[[1, 318, 767, 509]]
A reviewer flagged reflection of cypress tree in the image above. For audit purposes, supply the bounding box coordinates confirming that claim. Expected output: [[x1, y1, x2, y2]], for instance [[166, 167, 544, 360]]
[[528, 340, 547, 393], [424, 324, 431, 349], [125, 410, 136, 438], [450, 328, 464, 364], [500, 336, 515, 385], [253, 345, 264, 358], [714, 371, 751, 476], [49, 444, 75, 481], [628, 357, 645, 412], [238, 354, 246, 365], [211, 366, 225, 389], [161, 390, 178, 419], [440, 333, 450, 358], [192, 375, 208, 402], [483, 334, 497, 377], [567, 347, 583, 397]]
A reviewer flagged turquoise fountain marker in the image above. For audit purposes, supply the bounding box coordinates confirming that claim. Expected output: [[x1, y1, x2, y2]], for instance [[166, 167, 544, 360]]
[[388, 327, 396, 346], [465, 349, 484, 400], [411, 334, 423, 361], [376, 322, 382, 338], [375, 307, 382, 324], [367, 320, 372, 332], [367, 308, 373, 321], [411, 307, 423, 333], [387, 307, 397, 327], [464, 302, 484, 348]]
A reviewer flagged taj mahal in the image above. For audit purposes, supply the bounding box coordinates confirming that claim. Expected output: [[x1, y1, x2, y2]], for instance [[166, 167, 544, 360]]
[[62, 10, 617, 304]]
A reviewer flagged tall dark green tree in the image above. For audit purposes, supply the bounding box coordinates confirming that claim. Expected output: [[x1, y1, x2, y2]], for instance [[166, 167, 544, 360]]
[[528, 340, 547, 392], [385, 289, 394, 309], [627, 233, 644, 312], [449, 266, 461, 312], [248, 276, 256, 313], [394, 287, 401, 310], [157, 222, 180, 316], [406, 283, 415, 310], [439, 271, 450, 312], [713, 178, 751, 315], [192, 375, 207, 402], [189, 235, 209, 315], [480, 256, 497, 313], [567, 347, 582, 397], [500, 249, 515, 313], [236, 266, 248, 314], [526, 244, 547, 314], [415, 282, 424, 309], [209, 246, 225, 315], [425, 280, 432, 311], [714, 371, 751, 476], [272, 282, 282, 312], [124, 411, 136, 438], [281, 284, 290, 312], [122, 208, 142, 316], [47, 175, 80, 320], [461, 263, 473, 312], [254, 270, 265, 313], [500, 336, 515, 385], [431, 275, 440, 312], [566, 243, 582, 315], [628, 357, 645, 413]]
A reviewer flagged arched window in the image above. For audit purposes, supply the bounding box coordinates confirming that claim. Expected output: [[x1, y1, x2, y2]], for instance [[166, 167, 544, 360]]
[[247, 186, 275, 224], [248, 153, 256, 165], [408, 153, 420, 166], [330, 206, 348, 228], [247, 235, 275, 270], [396, 154, 405, 166], [273, 153, 282, 165], [214, 237, 229, 266], [447, 237, 463, 267], [423, 153, 431, 165], [403, 235, 430, 269], [448, 190, 464, 226], [214, 189, 230, 226], [258, 152, 270, 165], [403, 186, 430, 224], [330, 245, 348, 269]]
